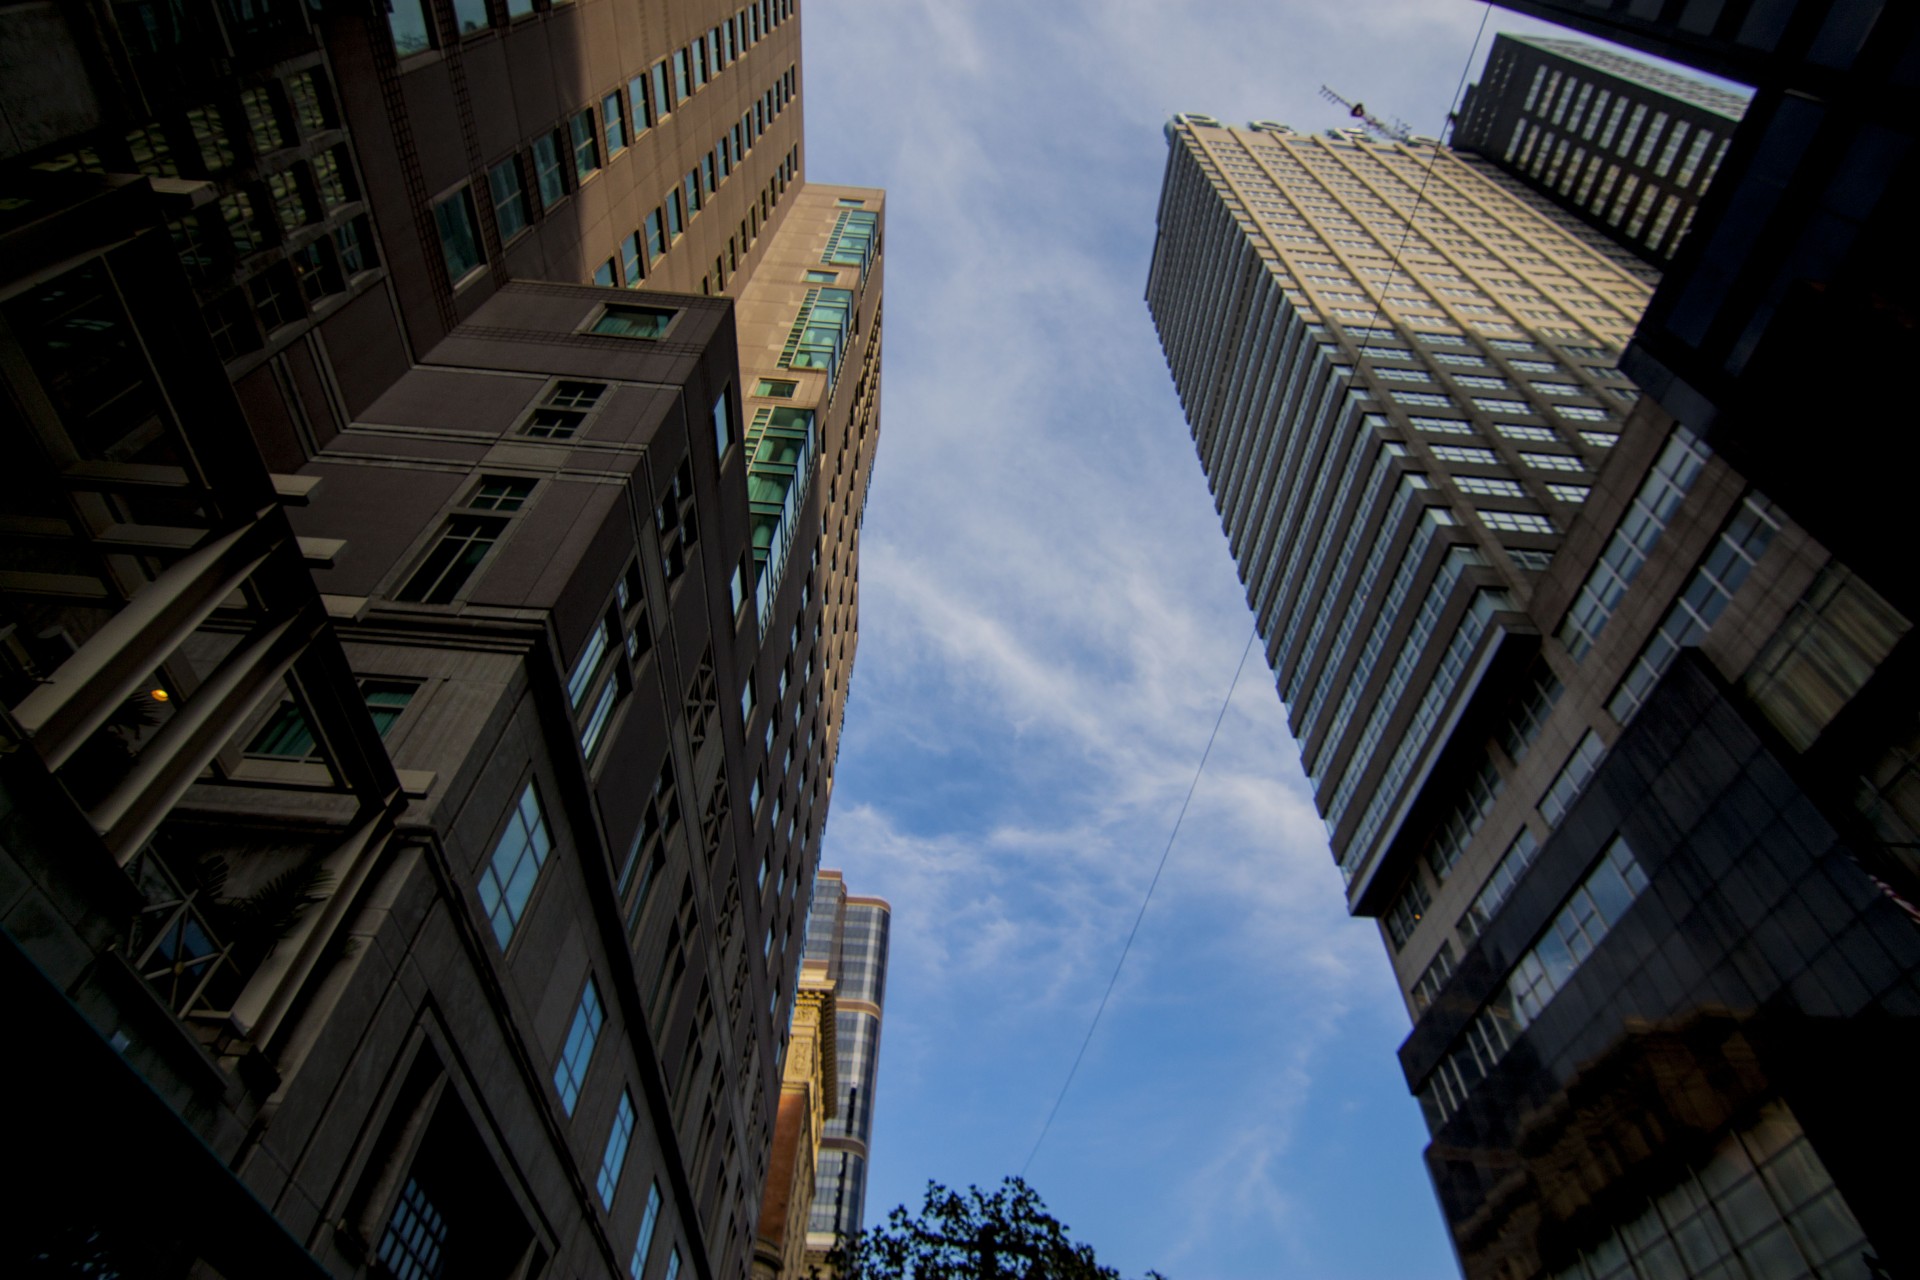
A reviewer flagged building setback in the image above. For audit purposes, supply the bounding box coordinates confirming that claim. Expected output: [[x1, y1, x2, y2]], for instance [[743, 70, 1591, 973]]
[[1148, 114, 1918, 1279], [800, 869, 890, 1265], [1452, 34, 1749, 266], [0, 1, 884, 1278]]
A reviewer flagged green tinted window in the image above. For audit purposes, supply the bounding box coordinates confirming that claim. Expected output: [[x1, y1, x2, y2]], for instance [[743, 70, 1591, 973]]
[[591, 305, 676, 339]]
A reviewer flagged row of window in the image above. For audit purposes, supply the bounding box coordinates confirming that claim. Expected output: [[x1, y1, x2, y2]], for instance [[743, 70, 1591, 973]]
[[584, 115, 800, 296], [37, 71, 337, 185], [392, 0, 793, 66], [390, 385, 713, 615], [470, 779, 685, 1279], [433, 39, 796, 288], [1417, 837, 1648, 1129], [1559, 427, 1709, 659]]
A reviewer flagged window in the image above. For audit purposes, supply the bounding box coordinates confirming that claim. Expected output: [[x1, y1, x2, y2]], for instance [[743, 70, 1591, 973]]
[[288, 71, 333, 134], [684, 169, 701, 214], [620, 232, 642, 286], [1455, 476, 1524, 498], [592, 305, 676, 339], [1520, 451, 1583, 472], [1539, 730, 1605, 825], [1546, 483, 1590, 504], [598, 1092, 635, 1207], [490, 157, 530, 241], [1480, 510, 1555, 535], [478, 783, 552, 949], [651, 61, 672, 119], [665, 1249, 681, 1280], [666, 190, 684, 237], [1430, 444, 1499, 465], [593, 260, 616, 287], [712, 386, 734, 459], [803, 269, 837, 284], [289, 240, 343, 305], [469, 477, 534, 511], [396, 515, 503, 603], [1411, 940, 1456, 1014], [629, 76, 653, 133], [754, 378, 797, 398], [571, 110, 601, 181], [388, 0, 434, 55], [220, 192, 263, 255], [313, 148, 352, 208], [655, 460, 699, 585], [517, 380, 607, 439], [645, 209, 667, 261], [628, 1185, 662, 1279], [553, 978, 605, 1115], [532, 132, 567, 209], [433, 188, 484, 285], [673, 48, 691, 102], [1384, 873, 1431, 950], [450, 0, 489, 34], [335, 216, 376, 275], [378, 1178, 446, 1280], [1501, 665, 1562, 762], [246, 680, 415, 760], [603, 93, 626, 154]]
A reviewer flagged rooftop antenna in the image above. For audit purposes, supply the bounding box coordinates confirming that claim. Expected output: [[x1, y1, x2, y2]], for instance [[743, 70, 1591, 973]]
[[1317, 85, 1416, 143]]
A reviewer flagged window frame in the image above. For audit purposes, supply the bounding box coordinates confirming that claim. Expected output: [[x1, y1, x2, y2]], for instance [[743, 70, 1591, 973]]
[[478, 780, 554, 951], [488, 154, 531, 243]]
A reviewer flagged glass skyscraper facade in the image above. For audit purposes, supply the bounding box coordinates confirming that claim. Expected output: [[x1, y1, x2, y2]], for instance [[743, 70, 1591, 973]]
[[800, 869, 891, 1254], [1148, 108, 1919, 1278]]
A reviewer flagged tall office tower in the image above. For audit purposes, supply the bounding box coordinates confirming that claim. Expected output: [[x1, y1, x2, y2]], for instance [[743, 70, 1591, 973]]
[[1484, 0, 1920, 628], [0, 2, 885, 1278], [800, 869, 891, 1264], [1149, 116, 1918, 1279], [1148, 116, 1652, 891], [1452, 34, 1749, 266]]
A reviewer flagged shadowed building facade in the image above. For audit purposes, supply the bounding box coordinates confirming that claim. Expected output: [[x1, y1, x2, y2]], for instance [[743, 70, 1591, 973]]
[[0, 1, 884, 1278], [1452, 34, 1749, 266], [1148, 113, 1917, 1279]]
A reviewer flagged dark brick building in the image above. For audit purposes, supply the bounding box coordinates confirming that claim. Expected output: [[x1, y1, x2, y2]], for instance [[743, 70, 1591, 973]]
[[0, 1, 883, 1277]]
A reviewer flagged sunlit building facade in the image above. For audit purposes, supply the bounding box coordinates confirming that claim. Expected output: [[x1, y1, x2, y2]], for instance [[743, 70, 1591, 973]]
[[1148, 114, 1919, 1278], [0, 0, 885, 1277], [800, 869, 891, 1262]]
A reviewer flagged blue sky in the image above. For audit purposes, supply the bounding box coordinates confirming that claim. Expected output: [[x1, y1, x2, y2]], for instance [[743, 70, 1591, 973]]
[[796, 4, 1590, 1277]]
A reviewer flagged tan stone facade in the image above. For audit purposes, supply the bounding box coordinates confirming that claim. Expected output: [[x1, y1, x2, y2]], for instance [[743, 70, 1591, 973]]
[[751, 961, 835, 1280]]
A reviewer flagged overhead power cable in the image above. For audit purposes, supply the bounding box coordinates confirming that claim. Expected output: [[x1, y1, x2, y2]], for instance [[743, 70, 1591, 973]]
[[1019, 626, 1259, 1178], [1019, 3, 1499, 1180]]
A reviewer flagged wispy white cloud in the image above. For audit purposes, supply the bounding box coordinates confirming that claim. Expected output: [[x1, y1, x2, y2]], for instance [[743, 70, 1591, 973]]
[[795, 2, 1595, 1275]]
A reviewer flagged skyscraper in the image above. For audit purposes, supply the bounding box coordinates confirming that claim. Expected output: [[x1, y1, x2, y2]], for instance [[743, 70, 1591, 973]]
[[0, 1, 884, 1277], [800, 869, 891, 1263], [1452, 34, 1749, 265], [1149, 113, 1918, 1278], [1482, 1, 1920, 627]]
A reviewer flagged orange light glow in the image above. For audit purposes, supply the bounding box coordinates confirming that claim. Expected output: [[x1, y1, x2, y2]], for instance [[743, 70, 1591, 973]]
[[148, 688, 170, 703]]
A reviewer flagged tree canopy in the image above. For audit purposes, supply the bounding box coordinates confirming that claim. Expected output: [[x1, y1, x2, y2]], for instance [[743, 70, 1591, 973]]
[[827, 1178, 1167, 1280]]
